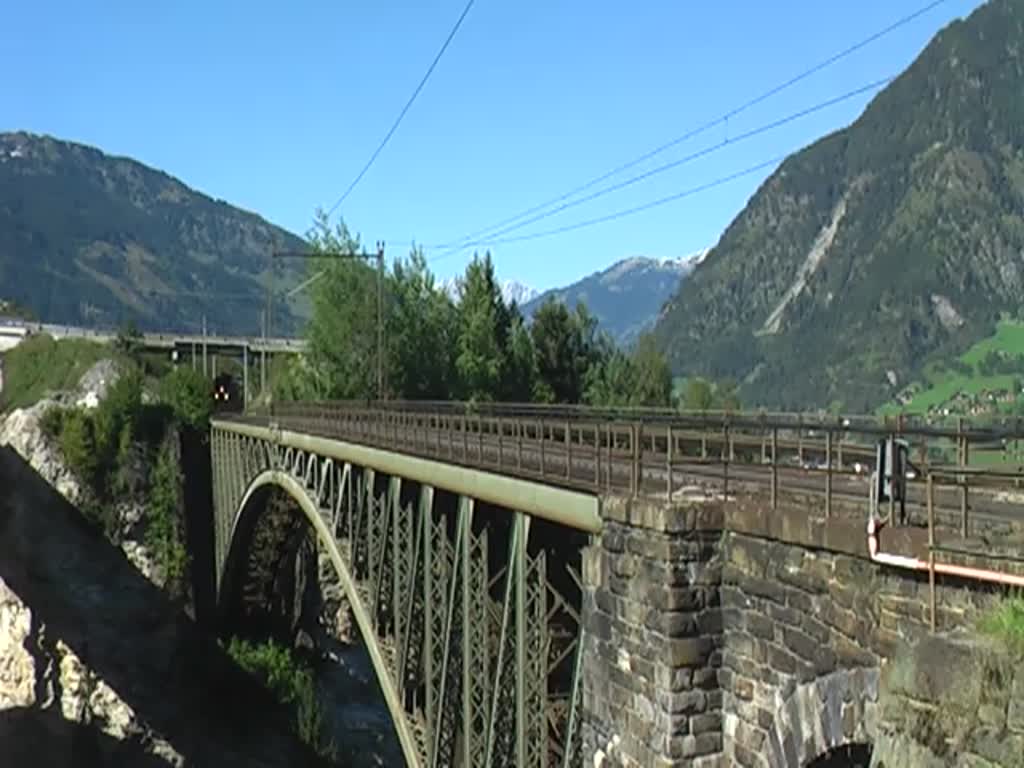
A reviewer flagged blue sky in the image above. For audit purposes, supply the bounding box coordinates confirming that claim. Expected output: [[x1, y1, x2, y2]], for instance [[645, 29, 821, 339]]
[[2, 0, 986, 292]]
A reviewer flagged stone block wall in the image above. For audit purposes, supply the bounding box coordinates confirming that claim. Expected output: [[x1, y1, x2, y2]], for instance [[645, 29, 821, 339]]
[[721, 531, 883, 766], [580, 497, 726, 768], [872, 632, 1024, 767], [721, 504, 1003, 767], [580, 494, 1016, 767]]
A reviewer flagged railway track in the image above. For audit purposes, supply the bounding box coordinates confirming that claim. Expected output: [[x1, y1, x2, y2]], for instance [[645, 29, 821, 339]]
[[226, 408, 1024, 534]]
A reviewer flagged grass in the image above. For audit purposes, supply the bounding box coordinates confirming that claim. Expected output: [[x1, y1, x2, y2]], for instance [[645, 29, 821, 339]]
[[971, 447, 1024, 468], [879, 320, 1024, 416], [224, 637, 337, 762], [0, 335, 125, 412], [978, 594, 1024, 655]]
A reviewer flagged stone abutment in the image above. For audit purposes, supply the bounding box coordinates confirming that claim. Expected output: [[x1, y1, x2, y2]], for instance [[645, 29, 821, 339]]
[[580, 494, 1008, 768]]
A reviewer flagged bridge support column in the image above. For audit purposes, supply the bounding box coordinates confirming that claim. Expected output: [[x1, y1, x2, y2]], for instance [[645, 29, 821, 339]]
[[581, 497, 725, 767]]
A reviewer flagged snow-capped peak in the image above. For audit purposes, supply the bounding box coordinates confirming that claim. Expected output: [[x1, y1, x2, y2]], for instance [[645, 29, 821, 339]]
[[439, 277, 539, 306], [501, 280, 539, 307]]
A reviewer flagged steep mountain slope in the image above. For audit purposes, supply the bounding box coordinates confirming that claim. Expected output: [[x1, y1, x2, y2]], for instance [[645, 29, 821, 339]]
[[652, 0, 1024, 412], [524, 252, 706, 346], [0, 132, 307, 335]]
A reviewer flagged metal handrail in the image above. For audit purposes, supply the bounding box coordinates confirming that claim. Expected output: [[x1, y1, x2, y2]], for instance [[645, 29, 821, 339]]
[[221, 401, 1024, 537], [285, 398, 1024, 441]]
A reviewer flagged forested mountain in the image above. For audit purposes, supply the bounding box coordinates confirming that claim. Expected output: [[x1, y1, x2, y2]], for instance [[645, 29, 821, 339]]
[[652, 0, 1024, 412], [0, 132, 307, 335], [524, 252, 705, 346]]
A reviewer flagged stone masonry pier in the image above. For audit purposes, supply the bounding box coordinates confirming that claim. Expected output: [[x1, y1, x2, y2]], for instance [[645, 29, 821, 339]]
[[579, 493, 1011, 767]]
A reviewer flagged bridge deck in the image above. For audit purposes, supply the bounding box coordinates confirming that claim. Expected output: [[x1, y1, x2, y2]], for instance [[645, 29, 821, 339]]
[[221, 402, 1024, 534]]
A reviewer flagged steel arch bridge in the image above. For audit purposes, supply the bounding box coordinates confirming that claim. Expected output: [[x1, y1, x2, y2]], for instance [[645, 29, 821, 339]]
[[210, 418, 602, 768]]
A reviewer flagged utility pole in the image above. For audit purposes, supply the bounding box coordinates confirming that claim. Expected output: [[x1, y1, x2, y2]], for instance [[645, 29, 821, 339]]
[[274, 241, 386, 400], [376, 242, 384, 401], [243, 343, 249, 407], [260, 310, 267, 398], [265, 242, 273, 409], [202, 314, 208, 377]]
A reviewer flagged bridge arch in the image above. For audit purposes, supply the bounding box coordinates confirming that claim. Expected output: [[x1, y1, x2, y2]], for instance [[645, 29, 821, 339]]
[[220, 468, 421, 767], [766, 667, 879, 768]]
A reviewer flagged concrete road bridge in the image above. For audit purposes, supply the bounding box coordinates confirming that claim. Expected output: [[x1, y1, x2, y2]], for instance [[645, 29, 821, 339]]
[[209, 401, 1024, 768], [0, 319, 305, 355]]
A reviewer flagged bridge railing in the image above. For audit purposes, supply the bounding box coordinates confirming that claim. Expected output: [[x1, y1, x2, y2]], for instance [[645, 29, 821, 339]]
[[227, 400, 1024, 537], [876, 465, 1024, 633], [300, 398, 1024, 435]]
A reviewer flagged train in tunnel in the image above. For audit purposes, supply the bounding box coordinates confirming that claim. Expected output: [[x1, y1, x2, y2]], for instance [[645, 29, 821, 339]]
[[212, 372, 243, 413]]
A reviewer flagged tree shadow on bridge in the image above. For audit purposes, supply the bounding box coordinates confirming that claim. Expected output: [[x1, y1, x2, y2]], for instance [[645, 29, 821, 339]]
[[0, 445, 337, 767]]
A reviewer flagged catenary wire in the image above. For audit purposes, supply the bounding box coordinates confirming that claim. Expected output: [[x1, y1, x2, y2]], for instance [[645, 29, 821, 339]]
[[440, 155, 784, 249], [429, 48, 1020, 253], [430, 0, 951, 257], [427, 76, 892, 262], [325, 0, 478, 219], [447, 77, 891, 252]]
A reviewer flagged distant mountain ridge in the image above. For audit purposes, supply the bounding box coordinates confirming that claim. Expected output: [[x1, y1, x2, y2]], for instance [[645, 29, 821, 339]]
[[652, 0, 1024, 411], [523, 251, 707, 346], [0, 131, 307, 335], [440, 277, 540, 308]]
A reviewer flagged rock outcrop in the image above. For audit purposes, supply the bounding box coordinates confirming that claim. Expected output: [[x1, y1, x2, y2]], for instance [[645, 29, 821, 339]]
[[0, 359, 329, 766], [0, 397, 83, 504], [0, 444, 329, 767], [0, 360, 165, 585], [0, 575, 183, 765], [871, 632, 1024, 767]]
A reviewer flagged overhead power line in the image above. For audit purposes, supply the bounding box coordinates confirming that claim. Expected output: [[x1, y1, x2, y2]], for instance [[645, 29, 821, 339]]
[[428, 47, 1020, 254], [454, 155, 787, 247], [325, 0, 478, 220], [431, 0, 950, 257], [433, 76, 892, 256]]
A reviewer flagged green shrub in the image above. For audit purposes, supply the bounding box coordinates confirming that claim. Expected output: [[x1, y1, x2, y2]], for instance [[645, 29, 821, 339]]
[[38, 405, 67, 439], [46, 365, 163, 540], [979, 594, 1024, 655], [144, 437, 189, 594], [59, 409, 99, 485], [93, 367, 144, 463], [225, 638, 337, 761], [226, 637, 313, 705], [296, 680, 336, 760], [159, 367, 212, 431]]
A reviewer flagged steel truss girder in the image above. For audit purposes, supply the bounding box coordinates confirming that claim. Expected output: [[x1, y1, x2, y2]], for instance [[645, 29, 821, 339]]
[[210, 425, 586, 768]]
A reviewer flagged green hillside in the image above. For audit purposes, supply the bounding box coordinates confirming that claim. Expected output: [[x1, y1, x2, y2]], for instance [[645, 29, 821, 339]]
[[881, 317, 1024, 417], [652, 0, 1024, 413], [0, 131, 308, 335]]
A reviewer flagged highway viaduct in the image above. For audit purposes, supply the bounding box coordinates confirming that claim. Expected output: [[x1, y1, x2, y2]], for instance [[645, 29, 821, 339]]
[[0, 319, 304, 401], [208, 401, 1024, 767]]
